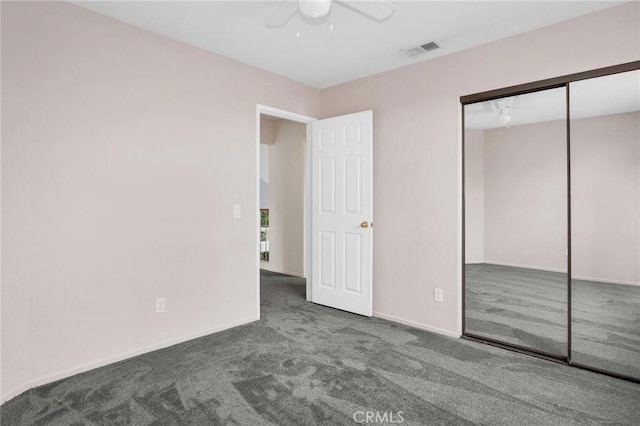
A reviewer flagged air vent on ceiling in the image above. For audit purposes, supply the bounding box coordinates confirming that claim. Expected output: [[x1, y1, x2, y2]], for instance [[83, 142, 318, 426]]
[[402, 41, 440, 58]]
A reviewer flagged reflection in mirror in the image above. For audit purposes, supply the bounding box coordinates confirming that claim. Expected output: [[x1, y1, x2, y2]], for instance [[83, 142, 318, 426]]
[[570, 70, 640, 379], [464, 87, 568, 357]]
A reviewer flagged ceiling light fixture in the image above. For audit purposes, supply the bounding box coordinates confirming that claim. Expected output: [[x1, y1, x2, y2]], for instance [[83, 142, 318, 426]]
[[494, 97, 516, 126], [266, 0, 394, 28], [497, 109, 512, 125], [298, 0, 332, 19]]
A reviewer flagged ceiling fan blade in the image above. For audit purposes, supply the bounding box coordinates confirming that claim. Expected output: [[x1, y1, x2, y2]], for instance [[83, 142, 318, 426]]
[[465, 101, 495, 114], [266, 1, 299, 28], [338, 0, 395, 21]]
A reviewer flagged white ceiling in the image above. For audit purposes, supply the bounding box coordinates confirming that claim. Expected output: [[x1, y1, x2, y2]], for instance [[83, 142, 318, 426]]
[[465, 70, 640, 129], [70, 0, 624, 89]]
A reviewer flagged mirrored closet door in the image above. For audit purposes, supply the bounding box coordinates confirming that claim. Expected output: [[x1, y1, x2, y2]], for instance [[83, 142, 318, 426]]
[[464, 87, 568, 358], [569, 69, 640, 381], [462, 61, 640, 383]]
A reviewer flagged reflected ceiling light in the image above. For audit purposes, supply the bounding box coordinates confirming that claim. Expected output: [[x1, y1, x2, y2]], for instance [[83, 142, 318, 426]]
[[494, 97, 516, 126], [497, 109, 512, 125]]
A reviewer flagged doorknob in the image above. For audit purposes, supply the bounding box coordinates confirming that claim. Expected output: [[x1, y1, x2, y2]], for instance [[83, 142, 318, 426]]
[[360, 221, 369, 229]]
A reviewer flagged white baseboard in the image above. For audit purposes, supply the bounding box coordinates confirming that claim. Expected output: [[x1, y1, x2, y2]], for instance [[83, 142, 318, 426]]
[[483, 261, 640, 286], [1, 383, 32, 407], [483, 260, 566, 274], [260, 264, 304, 278], [1, 315, 259, 404], [571, 274, 639, 286], [373, 311, 460, 339], [277, 270, 304, 278]]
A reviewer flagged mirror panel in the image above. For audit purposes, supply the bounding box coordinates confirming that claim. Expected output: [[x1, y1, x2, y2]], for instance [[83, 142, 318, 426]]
[[569, 70, 640, 379], [464, 87, 568, 357]]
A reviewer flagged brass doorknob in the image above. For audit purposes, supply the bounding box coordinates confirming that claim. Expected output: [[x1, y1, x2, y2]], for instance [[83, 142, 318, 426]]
[[360, 221, 369, 229]]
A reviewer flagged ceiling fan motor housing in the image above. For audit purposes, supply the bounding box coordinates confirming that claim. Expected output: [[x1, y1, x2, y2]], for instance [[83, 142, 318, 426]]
[[299, 0, 332, 18]]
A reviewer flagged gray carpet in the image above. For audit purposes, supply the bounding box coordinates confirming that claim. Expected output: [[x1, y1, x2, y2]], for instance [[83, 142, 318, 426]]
[[465, 263, 640, 380], [2, 269, 639, 425]]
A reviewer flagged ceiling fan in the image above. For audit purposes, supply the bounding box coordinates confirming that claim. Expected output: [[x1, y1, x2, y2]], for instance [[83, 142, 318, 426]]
[[466, 97, 518, 126], [266, 0, 395, 28]]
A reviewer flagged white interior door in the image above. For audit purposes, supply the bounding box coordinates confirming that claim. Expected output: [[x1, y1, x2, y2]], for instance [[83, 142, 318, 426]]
[[310, 110, 373, 316]]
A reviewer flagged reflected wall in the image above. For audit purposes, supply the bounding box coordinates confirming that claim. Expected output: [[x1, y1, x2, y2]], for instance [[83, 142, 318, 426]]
[[464, 88, 568, 357], [463, 64, 640, 382], [570, 70, 640, 379]]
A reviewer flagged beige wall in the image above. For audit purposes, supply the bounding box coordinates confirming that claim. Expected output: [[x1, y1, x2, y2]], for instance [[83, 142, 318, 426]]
[[571, 112, 640, 285], [483, 120, 568, 272], [464, 130, 485, 264], [260, 118, 276, 146], [320, 2, 639, 336], [1, 1, 319, 401], [2, 0, 639, 403], [260, 120, 306, 277], [467, 112, 639, 285]]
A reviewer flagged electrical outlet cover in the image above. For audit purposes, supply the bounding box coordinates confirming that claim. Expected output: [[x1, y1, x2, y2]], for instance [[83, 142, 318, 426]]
[[156, 297, 166, 313]]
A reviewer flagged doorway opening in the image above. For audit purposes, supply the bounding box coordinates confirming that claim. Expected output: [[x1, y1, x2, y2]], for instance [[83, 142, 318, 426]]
[[256, 105, 316, 318], [259, 115, 306, 276], [256, 105, 374, 319]]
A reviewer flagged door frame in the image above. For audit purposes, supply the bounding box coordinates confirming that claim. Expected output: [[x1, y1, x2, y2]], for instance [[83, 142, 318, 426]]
[[256, 105, 316, 318]]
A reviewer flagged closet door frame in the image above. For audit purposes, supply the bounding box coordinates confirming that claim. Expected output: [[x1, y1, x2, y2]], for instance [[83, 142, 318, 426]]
[[460, 60, 640, 383]]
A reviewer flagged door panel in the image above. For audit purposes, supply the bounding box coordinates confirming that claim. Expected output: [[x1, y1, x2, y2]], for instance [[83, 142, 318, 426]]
[[319, 231, 336, 288], [464, 88, 568, 357], [569, 70, 640, 380], [311, 111, 373, 316], [344, 233, 362, 294], [319, 158, 336, 213]]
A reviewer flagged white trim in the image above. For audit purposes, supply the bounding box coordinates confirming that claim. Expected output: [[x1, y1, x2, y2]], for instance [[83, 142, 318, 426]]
[[1, 316, 258, 404], [302, 136, 307, 280], [259, 264, 305, 278], [483, 261, 640, 286], [572, 275, 639, 286], [305, 124, 313, 301], [256, 107, 262, 320], [256, 105, 316, 310], [257, 104, 316, 123], [2, 384, 31, 407], [373, 311, 461, 339], [457, 104, 463, 336], [483, 260, 565, 274]]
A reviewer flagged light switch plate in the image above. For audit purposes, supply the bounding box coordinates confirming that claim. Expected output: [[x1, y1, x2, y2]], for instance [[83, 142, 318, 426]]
[[233, 204, 241, 219], [434, 288, 443, 303]]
